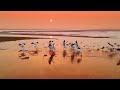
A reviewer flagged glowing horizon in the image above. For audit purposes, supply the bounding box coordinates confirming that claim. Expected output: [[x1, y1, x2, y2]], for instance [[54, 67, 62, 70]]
[[0, 11, 120, 30]]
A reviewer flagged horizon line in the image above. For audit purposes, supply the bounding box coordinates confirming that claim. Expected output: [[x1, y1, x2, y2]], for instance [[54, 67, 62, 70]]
[[0, 28, 120, 32]]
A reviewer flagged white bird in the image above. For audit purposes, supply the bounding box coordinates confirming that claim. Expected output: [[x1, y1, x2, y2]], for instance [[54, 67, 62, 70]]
[[48, 41, 56, 51], [62, 40, 68, 48], [31, 41, 39, 50], [19, 42, 28, 52]]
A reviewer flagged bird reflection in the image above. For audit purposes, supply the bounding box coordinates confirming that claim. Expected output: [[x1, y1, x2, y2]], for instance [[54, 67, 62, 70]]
[[19, 52, 29, 60], [117, 60, 120, 66], [19, 56, 29, 60], [63, 50, 67, 58], [77, 58, 82, 63], [28, 50, 39, 56], [108, 53, 117, 58], [70, 50, 82, 64], [71, 51, 75, 63], [48, 50, 55, 65], [76, 52, 82, 64], [48, 54, 55, 64]]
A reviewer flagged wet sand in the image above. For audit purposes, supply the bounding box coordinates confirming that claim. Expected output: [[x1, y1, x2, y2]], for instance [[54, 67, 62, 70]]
[[0, 36, 40, 42], [0, 31, 120, 79], [0, 36, 54, 42]]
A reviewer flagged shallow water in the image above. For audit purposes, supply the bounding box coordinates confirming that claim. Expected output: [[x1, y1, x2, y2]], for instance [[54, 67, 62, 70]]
[[0, 30, 120, 79]]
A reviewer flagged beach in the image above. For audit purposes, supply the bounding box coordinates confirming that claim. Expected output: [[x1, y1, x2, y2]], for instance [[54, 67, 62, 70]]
[[0, 30, 120, 79]]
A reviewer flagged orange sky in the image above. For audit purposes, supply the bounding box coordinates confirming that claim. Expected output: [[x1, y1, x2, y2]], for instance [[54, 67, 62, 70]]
[[0, 11, 120, 30]]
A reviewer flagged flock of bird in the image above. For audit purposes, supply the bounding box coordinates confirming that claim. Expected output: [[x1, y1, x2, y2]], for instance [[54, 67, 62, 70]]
[[18, 40, 120, 65], [18, 40, 82, 64]]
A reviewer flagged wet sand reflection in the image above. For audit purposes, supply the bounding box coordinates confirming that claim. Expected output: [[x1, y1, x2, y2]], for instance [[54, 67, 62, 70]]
[[48, 51, 55, 65], [70, 49, 82, 64], [63, 50, 67, 58]]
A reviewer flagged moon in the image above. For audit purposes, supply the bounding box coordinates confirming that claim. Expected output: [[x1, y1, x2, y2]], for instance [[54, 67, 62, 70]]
[[50, 19, 53, 22]]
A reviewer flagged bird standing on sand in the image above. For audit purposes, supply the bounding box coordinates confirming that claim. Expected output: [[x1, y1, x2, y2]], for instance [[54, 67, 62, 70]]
[[18, 42, 28, 57], [31, 41, 39, 51], [19, 42, 28, 52], [75, 41, 81, 52], [63, 40, 68, 48]]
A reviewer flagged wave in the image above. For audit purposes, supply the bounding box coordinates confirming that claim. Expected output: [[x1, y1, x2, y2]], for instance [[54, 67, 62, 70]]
[[0, 30, 119, 38]]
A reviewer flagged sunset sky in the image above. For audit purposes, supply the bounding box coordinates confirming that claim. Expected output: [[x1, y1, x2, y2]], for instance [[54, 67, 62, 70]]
[[0, 11, 120, 30]]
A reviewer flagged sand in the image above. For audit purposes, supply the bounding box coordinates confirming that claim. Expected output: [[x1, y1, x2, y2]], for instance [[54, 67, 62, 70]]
[[0, 30, 120, 79], [0, 36, 54, 42]]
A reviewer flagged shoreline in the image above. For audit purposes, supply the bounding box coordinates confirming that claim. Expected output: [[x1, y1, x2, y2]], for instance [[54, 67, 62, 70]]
[[0, 36, 54, 42], [0, 32, 111, 38]]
